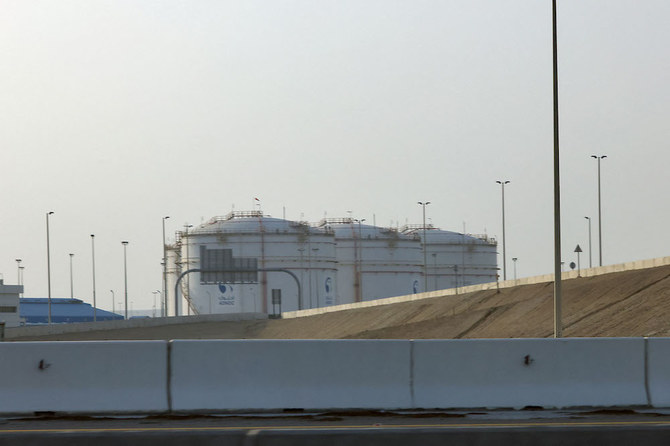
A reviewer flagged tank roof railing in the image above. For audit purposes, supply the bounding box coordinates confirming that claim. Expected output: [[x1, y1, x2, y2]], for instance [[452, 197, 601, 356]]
[[201, 211, 265, 226], [288, 220, 311, 229], [400, 223, 435, 232], [317, 217, 354, 226], [178, 226, 335, 237], [225, 210, 263, 219], [470, 234, 497, 245]]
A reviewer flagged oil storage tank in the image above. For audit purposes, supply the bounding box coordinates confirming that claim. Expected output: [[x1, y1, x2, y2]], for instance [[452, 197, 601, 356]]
[[319, 218, 424, 304], [168, 211, 337, 316], [402, 225, 498, 291]]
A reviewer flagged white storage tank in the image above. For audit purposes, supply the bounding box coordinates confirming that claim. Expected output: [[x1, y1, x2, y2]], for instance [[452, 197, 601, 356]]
[[402, 225, 498, 291], [169, 211, 337, 315], [319, 218, 424, 303]]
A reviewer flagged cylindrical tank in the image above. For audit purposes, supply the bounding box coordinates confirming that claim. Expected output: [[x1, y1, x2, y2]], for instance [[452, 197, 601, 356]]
[[168, 211, 337, 315], [319, 218, 424, 303], [402, 225, 498, 291]]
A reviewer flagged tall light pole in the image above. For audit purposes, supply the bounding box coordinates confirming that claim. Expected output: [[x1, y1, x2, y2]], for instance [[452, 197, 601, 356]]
[[584, 216, 592, 268], [122, 241, 129, 319], [183, 224, 193, 316], [68, 253, 74, 299], [591, 155, 607, 267], [418, 201, 431, 292], [91, 234, 97, 322], [354, 218, 365, 301], [19, 266, 24, 297], [110, 290, 115, 315], [15, 259, 21, 286], [162, 216, 170, 317], [512, 257, 518, 282], [496, 181, 510, 281], [46, 211, 54, 324], [152, 290, 160, 318], [552, 0, 563, 338]]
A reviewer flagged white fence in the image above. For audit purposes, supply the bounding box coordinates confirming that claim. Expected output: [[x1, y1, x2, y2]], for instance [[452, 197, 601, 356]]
[[0, 337, 668, 415]]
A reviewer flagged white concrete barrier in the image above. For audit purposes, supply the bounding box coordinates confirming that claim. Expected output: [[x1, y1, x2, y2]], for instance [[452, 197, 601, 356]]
[[0, 338, 662, 415], [0, 341, 168, 415], [412, 338, 648, 409], [170, 340, 412, 411], [645, 338, 670, 407]]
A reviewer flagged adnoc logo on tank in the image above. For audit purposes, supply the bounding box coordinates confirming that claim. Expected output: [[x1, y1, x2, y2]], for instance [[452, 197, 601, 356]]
[[324, 277, 334, 305], [218, 283, 236, 305]]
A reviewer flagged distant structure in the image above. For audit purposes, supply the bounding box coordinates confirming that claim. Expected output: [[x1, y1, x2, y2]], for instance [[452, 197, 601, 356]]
[[166, 211, 497, 316], [0, 278, 22, 328], [19, 298, 123, 324], [401, 225, 498, 290]]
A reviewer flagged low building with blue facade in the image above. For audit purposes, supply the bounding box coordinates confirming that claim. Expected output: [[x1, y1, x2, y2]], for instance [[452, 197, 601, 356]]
[[19, 298, 123, 324]]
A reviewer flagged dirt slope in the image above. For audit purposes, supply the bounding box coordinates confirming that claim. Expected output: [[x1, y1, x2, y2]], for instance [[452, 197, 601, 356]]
[[14, 264, 670, 341]]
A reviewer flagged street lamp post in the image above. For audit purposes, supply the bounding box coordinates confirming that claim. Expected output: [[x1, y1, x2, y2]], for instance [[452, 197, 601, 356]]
[[69, 253, 74, 299], [15, 259, 21, 286], [91, 234, 97, 322], [183, 224, 193, 316], [354, 219, 366, 302], [584, 216, 592, 268], [162, 216, 170, 317], [122, 241, 129, 319], [552, 0, 563, 338], [452, 264, 459, 295], [152, 290, 160, 318], [496, 181, 510, 281], [354, 218, 365, 302], [298, 247, 305, 310], [19, 267, 24, 296], [418, 201, 431, 292], [591, 155, 607, 267], [46, 211, 54, 324], [110, 290, 115, 315]]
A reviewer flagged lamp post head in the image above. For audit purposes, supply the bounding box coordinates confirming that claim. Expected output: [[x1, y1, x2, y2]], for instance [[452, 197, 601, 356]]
[[15, 259, 21, 263], [164, 216, 170, 220], [121, 241, 129, 245], [47, 211, 54, 216]]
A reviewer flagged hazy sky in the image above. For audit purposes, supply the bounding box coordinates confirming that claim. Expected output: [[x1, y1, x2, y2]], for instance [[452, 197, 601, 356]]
[[1, 0, 668, 313]]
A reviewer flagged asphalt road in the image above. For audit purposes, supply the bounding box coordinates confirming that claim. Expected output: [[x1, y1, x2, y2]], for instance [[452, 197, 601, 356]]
[[3, 409, 670, 445]]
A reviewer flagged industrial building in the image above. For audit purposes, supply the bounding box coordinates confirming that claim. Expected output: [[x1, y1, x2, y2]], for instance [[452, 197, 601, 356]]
[[166, 211, 498, 316], [19, 298, 123, 324], [0, 279, 22, 328]]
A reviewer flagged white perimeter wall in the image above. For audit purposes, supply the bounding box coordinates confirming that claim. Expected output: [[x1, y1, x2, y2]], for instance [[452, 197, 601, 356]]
[[2, 337, 670, 415]]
